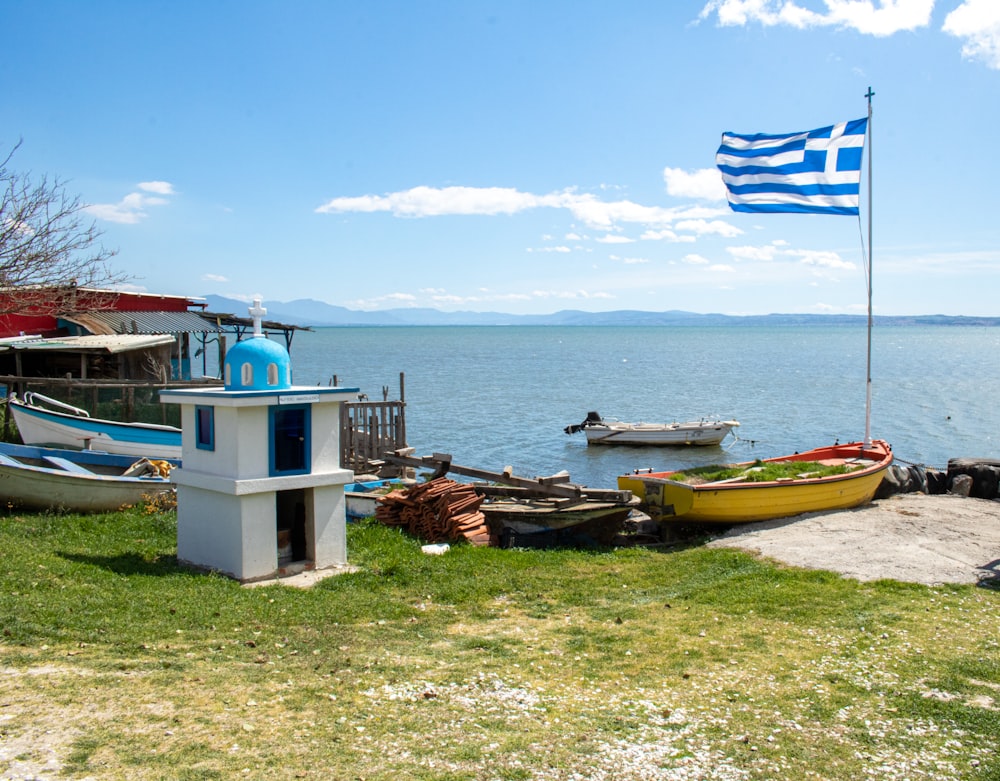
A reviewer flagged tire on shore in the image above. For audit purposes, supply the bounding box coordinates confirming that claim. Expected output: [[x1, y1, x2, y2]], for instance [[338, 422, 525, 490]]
[[874, 463, 928, 499], [947, 459, 1000, 499]]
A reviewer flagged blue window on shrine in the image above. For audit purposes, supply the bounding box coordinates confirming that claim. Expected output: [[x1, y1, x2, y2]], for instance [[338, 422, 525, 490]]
[[195, 405, 215, 451], [269, 405, 310, 475]]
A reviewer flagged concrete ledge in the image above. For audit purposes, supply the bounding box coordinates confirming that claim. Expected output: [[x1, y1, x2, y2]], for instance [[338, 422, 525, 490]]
[[241, 564, 360, 589], [171, 467, 354, 494]]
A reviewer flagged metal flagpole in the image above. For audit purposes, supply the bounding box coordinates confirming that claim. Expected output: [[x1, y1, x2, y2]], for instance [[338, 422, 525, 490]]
[[864, 86, 874, 447]]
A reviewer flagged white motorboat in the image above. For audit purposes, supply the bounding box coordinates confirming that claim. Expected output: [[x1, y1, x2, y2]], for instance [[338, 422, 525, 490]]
[[564, 411, 739, 446]]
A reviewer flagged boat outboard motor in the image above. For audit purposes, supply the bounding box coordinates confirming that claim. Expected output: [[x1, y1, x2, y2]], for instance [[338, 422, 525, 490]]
[[564, 411, 604, 435]]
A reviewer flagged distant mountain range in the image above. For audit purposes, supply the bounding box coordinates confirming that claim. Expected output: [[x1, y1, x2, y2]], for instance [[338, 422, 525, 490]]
[[200, 295, 1000, 328]]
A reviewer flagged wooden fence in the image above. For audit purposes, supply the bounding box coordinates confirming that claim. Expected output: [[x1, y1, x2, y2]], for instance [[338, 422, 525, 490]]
[[340, 399, 408, 476], [0, 375, 194, 429]]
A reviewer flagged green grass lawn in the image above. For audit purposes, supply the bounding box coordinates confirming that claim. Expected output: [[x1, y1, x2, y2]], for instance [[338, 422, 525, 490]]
[[1, 505, 998, 780]]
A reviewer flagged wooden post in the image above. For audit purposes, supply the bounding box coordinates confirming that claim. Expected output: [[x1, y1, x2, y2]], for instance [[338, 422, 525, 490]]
[[217, 335, 227, 378]]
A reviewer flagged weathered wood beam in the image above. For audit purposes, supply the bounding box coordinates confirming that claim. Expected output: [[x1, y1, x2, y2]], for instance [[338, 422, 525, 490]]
[[470, 483, 632, 503], [382, 450, 633, 503]]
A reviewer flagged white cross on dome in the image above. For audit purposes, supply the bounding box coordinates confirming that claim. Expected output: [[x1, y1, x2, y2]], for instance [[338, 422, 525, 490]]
[[248, 298, 267, 337]]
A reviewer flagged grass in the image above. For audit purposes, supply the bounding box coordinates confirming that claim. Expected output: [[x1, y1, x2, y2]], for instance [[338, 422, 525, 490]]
[[671, 460, 859, 483], [1, 506, 998, 780]]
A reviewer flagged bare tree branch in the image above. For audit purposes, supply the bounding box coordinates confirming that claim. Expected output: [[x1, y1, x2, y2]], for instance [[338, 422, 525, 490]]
[[0, 140, 129, 315]]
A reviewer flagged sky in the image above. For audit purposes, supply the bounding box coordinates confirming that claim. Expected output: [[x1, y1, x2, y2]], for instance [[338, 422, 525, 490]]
[[3, 0, 1000, 317]]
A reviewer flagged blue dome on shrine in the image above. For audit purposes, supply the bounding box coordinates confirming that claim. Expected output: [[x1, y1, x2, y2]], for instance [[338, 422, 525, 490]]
[[222, 299, 292, 390]]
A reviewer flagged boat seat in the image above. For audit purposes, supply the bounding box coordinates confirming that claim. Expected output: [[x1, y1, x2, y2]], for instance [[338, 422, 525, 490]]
[[42, 456, 95, 475]]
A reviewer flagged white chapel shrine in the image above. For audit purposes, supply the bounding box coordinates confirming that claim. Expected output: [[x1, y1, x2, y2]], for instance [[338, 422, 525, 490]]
[[160, 300, 358, 582]]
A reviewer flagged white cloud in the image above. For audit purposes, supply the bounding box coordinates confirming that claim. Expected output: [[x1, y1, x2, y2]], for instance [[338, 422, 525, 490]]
[[700, 0, 934, 36], [84, 181, 176, 224], [641, 229, 680, 241], [725, 242, 855, 269], [430, 293, 471, 304], [349, 286, 621, 310], [138, 181, 176, 195], [663, 166, 728, 200], [202, 273, 228, 283], [610, 254, 650, 265], [943, 0, 1000, 69], [791, 249, 856, 270], [527, 245, 573, 253], [558, 193, 679, 230], [727, 243, 781, 261], [316, 185, 550, 217], [494, 292, 533, 300], [530, 289, 614, 301], [595, 234, 635, 244], [639, 228, 696, 244], [682, 254, 712, 265], [317, 184, 724, 232], [673, 218, 744, 238], [349, 292, 420, 310]]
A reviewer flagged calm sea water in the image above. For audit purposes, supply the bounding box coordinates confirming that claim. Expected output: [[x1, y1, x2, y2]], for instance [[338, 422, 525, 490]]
[[278, 325, 1000, 489]]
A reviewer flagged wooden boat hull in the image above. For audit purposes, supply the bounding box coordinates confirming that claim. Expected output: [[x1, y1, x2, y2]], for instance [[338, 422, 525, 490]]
[[0, 442, 174, 513], [582, 420, 739, 446], [481, 501, 633, 546], [618, 440, 892, 524], [481, 501, 632, 533], [9, 395, 181, 460]]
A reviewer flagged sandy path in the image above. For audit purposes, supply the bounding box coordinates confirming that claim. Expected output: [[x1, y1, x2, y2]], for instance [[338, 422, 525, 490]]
[[705, 493, 1000, 586]]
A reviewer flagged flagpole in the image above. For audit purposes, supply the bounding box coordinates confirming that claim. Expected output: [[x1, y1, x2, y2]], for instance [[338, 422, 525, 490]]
[[864, 86, 874, 447]]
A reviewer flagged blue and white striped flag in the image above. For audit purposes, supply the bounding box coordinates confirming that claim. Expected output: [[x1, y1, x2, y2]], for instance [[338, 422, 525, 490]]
[[716, 118, 868, 215]]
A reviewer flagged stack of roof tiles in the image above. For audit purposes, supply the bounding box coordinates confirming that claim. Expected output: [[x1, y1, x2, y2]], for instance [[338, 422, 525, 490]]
[[374, 477, 492, 546]]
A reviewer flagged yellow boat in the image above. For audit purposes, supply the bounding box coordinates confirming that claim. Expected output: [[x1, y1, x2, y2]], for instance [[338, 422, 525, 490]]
[[618, 439, 893, 524]]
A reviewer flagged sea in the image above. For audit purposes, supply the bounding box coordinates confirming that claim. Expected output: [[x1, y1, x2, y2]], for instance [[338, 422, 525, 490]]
[[275, 325, 1000, 489]]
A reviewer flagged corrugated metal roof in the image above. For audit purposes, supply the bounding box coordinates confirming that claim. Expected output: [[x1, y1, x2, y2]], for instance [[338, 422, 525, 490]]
[[60, 310, 225, 335], [0, 334, 176, 354]]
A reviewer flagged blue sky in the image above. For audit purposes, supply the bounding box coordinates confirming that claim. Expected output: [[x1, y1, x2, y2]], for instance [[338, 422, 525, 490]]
[[4, 0, 999, 316]]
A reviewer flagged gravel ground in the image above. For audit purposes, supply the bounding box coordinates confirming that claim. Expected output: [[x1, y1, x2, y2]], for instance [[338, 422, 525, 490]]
[[706, 493, 1000, 586]]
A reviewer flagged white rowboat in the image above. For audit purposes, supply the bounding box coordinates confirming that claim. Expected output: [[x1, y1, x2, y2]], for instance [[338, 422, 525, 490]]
[[0, 441, 175, 513], [7, 392, 182, 460]]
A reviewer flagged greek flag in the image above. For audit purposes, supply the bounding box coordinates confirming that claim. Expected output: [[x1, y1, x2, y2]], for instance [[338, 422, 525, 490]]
[[716, 118, 868, 215]]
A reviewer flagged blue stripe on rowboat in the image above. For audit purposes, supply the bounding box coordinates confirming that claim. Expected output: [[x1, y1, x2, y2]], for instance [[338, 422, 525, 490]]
[[14, 403, 181, 448]]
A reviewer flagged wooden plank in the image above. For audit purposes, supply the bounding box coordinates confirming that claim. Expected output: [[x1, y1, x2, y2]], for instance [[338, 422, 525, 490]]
[[42, 456, 95, 475], [382, 451, 632, 502], [470, 483, 632, 504]]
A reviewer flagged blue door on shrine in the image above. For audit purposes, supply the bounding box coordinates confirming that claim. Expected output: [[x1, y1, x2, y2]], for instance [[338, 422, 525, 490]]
[[270, 405, 310, 476]]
